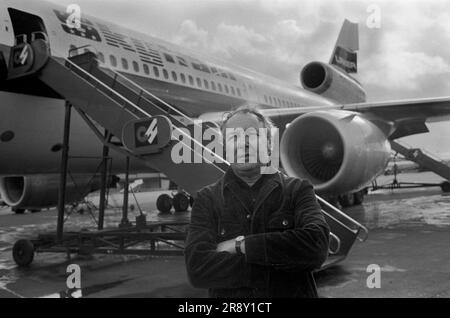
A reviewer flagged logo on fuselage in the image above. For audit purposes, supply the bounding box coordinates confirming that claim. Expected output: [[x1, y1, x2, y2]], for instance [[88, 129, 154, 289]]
[[135, 119, 159, 147], [13, 45, 29, 67]]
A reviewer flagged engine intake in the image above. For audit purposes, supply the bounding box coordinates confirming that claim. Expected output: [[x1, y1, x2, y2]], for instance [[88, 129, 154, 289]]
[[301, 62, 366, 104], [280, 110, 391, 194], [0, 174, 118, 209]]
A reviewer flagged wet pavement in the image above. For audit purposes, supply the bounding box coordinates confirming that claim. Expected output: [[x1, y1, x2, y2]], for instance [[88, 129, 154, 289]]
[[0, 172, 449, 298]]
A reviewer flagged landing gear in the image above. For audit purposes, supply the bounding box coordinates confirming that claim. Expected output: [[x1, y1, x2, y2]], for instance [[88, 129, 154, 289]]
[[173, 193, 190, 213], [353, 190, 365, 205], [156, 192, 192, 213], [13, 239, 34, 267], [338, 190, 366, 208], [339, 193, 355, 208], [441, 181, 450, 193], [156, 194, 173, 214]]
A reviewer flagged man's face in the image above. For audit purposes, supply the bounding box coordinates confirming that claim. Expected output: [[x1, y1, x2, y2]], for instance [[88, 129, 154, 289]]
[[223, 113, 267, 172]]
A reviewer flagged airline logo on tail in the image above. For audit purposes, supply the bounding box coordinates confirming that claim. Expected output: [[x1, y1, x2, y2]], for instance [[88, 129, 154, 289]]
[[329, 20, 359, 74], [332, 46, 357, 73]]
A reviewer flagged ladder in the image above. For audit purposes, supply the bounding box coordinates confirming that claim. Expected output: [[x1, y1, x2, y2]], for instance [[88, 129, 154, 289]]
[[4, 39, 368, 266], [390, 140, 450, 182]]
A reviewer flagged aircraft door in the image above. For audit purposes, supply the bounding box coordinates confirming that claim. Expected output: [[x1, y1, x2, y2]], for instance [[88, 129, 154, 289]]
[[8, 8, 49, 46]]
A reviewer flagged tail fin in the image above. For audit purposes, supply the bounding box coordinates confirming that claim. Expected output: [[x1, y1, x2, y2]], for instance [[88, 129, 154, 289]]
[[330, 19, 359, 74]]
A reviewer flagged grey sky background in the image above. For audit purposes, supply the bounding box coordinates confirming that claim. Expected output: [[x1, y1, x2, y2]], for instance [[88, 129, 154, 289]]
[[52, 0, 450, 157]]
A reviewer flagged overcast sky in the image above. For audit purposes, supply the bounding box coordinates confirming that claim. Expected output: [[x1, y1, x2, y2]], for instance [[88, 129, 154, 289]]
[[51, 0, 450, 156]]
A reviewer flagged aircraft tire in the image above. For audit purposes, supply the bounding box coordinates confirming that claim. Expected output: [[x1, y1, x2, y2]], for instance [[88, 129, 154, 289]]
[[13, 208, 26, 214], [13, 239, 35, 267], [339, 193, 355, 208], [156, 194, 173, 214], [441, 181, 450, 193], [353, 191, 365, 205], [173, 193, 190, 212]]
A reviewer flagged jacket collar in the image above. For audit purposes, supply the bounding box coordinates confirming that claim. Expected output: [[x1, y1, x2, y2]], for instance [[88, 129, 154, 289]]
[[222, 168, 281, 216]]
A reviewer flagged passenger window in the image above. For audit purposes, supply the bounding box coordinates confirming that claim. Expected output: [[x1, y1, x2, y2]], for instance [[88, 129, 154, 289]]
[[143, 64, 150, 75], [236, 88, 241, 97], [196, 78, 202, 88], [224, 85, 229, 94], [211, 82, 216, 91], [121, 58, 129, 70], [180, 73, 186, 84], [218, 83, 223, 92], [189, 75, 194, 86], [110, 55, 117, 67], [172, 71, 178, 82], [153, 66, 160, 77], [122, 58, 129, 70], [204, 80, 209, 89], [133, 61, 139, 72], [230, 86, 235, 95], [163, 69, 169, 79]]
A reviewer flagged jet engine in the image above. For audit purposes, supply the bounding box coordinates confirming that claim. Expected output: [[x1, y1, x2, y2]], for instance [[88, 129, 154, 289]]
[[280, 110, 391, 194], [0, 174, 118, 210], [301, 62, 366, 104]]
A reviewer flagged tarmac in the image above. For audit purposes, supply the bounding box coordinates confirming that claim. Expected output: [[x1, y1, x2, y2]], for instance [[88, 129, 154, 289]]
[[0, 171, 449, 298]]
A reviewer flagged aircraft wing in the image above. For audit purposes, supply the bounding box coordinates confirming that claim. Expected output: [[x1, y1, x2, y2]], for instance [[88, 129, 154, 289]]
[[261, 96, 450, 139]]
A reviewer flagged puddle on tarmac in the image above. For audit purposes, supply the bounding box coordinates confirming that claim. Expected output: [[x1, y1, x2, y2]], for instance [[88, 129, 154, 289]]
[[346, 193, 450, 229]]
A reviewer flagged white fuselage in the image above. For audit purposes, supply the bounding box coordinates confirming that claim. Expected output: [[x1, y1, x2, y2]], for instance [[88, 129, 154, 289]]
[[0, 0, 338, 176]]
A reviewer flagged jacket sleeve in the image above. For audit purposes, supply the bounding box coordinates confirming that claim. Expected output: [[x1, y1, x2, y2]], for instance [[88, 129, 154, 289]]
[[244, 179, 330, 271], [184, 189, 252, 289]]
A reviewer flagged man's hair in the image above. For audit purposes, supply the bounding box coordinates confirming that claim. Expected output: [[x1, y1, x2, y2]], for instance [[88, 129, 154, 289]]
[[220, 104, 276, 136], [220, 105, 277, 155]]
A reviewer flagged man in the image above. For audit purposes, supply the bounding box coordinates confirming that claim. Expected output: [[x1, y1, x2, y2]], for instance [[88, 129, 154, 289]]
[[185, 106, 330, 298]]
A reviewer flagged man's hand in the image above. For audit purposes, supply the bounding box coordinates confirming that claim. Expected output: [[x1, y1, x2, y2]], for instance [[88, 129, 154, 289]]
[[216, 239, 235, 254], [216, 237, 246, 254]]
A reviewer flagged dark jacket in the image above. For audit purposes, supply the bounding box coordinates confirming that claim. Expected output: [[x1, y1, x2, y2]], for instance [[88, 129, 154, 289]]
[[185, 168, 330, 298]]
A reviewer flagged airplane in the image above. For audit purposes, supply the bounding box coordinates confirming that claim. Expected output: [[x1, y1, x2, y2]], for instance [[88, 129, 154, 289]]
[[0, 0, 450, 214]]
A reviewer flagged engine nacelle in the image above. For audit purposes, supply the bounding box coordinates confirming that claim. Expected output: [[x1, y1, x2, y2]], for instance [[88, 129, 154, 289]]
[[0, 174, 117, 209], [301, 62, 366, 104], [280, 110, 391, 194]]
